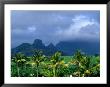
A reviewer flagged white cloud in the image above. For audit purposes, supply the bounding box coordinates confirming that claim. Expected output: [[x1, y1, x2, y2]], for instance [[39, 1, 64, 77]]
[[27, 26, 36, 32], [55, 15, 99, 41], [12, 26, 37, 35]]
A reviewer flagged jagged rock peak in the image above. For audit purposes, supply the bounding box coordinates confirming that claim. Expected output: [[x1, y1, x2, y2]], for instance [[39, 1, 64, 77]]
[[33, 39, 43, 45], [17, 43, 31, 47], [32, 39, 45, 49], [47, 43, 55, 48]]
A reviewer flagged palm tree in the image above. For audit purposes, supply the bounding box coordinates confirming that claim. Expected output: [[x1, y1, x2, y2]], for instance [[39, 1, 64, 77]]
[[80, 56, 91, 76], [14, 52, 26, 77], [50, 51, 66, 77], [71, 50, 95, 77], [72, 50, 83, 77], [32, 50, 45, 77]]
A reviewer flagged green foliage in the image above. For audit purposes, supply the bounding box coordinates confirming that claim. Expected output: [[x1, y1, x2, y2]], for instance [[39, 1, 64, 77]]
[[11, 50, 100, 77]]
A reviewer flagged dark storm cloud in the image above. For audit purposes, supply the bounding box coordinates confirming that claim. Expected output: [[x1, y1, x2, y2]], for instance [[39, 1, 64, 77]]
[[11, 10, 100, 48]]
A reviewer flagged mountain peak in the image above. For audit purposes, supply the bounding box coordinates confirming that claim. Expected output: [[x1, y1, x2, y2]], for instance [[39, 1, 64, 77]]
[[17, 43, 31, 48], [32, 39, 45, 49], [47, 43, 55, 48], [33, 39, 42, 44]]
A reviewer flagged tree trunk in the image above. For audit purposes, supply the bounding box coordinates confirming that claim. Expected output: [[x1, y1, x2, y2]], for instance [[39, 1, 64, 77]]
[[78, 62, 80, 77], [53, 66, 56, 77], [36, 64, 39, 77], [37, 67, 38, 77], [17, 62, 20, 77]]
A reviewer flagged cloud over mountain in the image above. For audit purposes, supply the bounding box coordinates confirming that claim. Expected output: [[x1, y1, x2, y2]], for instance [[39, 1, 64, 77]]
[[11, 11, 100, 48], [55, 15, 99, 42]]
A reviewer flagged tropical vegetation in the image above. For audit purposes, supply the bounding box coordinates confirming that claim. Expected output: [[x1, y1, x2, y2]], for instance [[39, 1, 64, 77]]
[[11, 50, 100, 77]]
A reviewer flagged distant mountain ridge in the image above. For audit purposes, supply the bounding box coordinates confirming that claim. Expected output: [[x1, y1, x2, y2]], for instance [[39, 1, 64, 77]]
[[11, 39, 100, 56], [56, 40, 100, 55], [12, 39, 58, 56]]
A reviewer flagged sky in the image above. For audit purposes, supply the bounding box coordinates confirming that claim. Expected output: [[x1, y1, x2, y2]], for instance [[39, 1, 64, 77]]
[[11, 10, 100, 48]]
